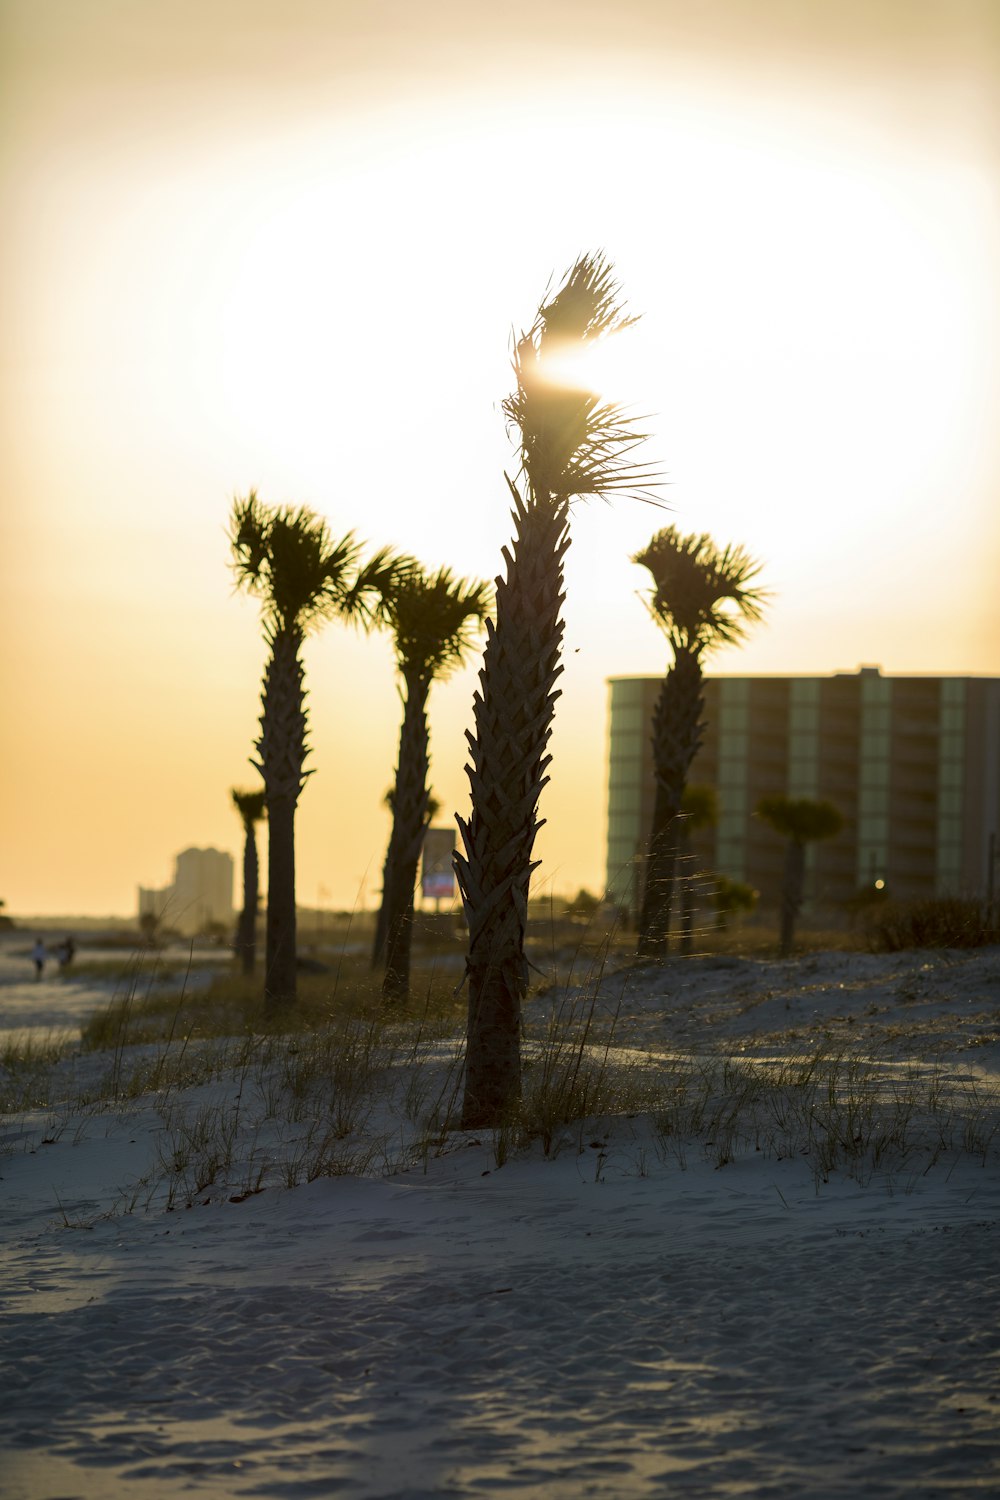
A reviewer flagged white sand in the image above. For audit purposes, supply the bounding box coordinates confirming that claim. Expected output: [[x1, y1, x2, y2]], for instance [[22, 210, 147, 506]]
[[2, 943, 999, 1498]]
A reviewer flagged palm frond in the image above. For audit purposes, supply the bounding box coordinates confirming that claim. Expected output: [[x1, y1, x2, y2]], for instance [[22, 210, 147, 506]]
[[503, 252, 658, 505], [342, 546, 415, 629]]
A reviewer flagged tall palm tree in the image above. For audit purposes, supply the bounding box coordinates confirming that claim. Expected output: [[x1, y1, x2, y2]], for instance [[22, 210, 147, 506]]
[[230, 491, 401, 1011], [374, 565, 491, 1002], [456, 253, 655, 1128], [756, 794, 843, 956], [677, 782, 718, 955], [634, 527, 768, 959], [230, 786, 267, 976]]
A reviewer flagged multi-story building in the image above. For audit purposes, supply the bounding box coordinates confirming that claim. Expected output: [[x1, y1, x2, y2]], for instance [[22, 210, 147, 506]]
[[138, 847, 235, 936], [606, 667, 1000, 918]]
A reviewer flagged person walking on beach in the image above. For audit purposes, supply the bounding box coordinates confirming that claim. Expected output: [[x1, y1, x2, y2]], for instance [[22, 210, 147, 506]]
[[31, 937, 46, 980]]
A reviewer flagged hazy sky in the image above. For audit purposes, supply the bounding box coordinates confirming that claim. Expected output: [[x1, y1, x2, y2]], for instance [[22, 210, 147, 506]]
[[2, 0, 998, 917]]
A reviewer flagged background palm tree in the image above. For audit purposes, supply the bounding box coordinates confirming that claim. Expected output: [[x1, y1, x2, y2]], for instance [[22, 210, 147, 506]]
[[455, 253, 655, 1128], [633, 527, 768, 958], [374, 564, 491, 1002], [756, 794, 844, 956], [710, 874, 759, 932], [677, 782, 718, 955], [230, 786, 267, 976], [372, 786, 442, 975], [230, 491, 401, 1011]]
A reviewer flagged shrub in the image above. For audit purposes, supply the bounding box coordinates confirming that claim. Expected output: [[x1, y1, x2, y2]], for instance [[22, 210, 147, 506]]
[[865, 896, 1000, 952]]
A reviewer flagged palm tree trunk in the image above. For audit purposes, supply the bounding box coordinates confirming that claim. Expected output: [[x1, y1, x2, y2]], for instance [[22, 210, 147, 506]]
[[381, 671, 432, 1002], [236, 821, 259, 976], [456, 482, 569, 1128], [256, 624, 307, 1012], [638, 650, 704, 958], [780, 839, 806, 957]]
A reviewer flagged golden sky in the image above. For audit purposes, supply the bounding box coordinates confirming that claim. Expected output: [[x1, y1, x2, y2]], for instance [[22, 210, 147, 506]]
[[2, 0, 998, 917]]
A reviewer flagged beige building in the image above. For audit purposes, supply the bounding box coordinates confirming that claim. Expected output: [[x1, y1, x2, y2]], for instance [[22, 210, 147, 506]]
[[138, 847, 235, 936], [607, 668, 1000, 918]]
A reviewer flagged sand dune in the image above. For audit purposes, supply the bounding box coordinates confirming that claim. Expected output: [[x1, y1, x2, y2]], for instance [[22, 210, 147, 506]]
[[2, 944, 998, 1498]]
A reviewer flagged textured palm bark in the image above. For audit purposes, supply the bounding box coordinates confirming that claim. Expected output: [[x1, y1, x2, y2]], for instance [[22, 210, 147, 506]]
[[380, 670, 432, 1002], [780, 839, 806, 957], [255, 624, 308, 1011], [637, 649, 705, 958], [235, 822, 260, 976], [456, 486, 569, 1128]]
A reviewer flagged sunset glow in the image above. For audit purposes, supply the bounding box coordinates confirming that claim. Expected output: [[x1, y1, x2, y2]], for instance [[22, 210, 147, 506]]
[[2, 0, 998, 918]]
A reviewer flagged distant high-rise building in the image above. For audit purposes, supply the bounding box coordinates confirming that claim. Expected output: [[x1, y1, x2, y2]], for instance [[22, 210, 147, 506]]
[[606, 668, 1000, 917], [137, 847, 234, 936]]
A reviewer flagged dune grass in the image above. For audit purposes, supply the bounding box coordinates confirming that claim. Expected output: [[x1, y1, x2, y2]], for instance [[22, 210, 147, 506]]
[[3, 934, 999, 1209]]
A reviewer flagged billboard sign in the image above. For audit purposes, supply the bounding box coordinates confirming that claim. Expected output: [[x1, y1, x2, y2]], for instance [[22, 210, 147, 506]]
[[421, 826, 456, 901]]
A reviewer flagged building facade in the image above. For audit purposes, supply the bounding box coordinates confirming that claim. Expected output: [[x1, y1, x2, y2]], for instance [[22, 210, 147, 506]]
[[607, 668, 1000, 917], [138, 847, 235, 936]]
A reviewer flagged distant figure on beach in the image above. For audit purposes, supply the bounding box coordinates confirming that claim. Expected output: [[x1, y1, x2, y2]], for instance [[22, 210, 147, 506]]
[[57, 936, 76, 970], [31, 937, 46, 981]]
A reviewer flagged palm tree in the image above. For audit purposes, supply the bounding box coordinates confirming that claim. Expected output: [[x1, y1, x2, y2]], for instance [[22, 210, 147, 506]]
[[230, 786, 267, 976], [372, 786, 443, 975], [456, 253, 655, 1128], [374, 565, 491, 1002], [230, 491, 401, 1011], [634, 527, 768, 959], [710, 874, 759, 932], [677, 782, 718, 955], [756, 794, 843, 956]]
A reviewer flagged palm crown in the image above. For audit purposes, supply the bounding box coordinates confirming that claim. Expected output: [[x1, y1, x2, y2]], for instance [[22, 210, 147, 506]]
[[230, 490, 402, 632], [633, 526, 768, 657], [503, 252, 656, 505], [231, 787, 267, 825], [382, 565, 493, 684], [757, 795, 843, 845]]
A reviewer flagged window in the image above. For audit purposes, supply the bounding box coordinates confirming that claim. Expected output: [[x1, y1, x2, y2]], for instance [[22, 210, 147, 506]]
[[610, 705, 644, 735], [859, 760, 890, 789], [611, 679, 648, 708], [939, 731, 964, 763], [608, 785, 640, 815]]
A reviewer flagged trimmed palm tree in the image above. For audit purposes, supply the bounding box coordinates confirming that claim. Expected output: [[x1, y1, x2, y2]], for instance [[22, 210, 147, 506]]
[[756, 794, 843, 956], [710, 874, 759, 931], [634, 527, 768, 958], [231, 786, 267, 976], [677, 782, 718, 955], [374, 565, 491, 1002], [456, 253, 655, 1128], [230, 491, 401, 1011]]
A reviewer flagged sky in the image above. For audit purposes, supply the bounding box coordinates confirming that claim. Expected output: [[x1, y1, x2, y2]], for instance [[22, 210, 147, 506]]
[[2, 0, 998, 919]]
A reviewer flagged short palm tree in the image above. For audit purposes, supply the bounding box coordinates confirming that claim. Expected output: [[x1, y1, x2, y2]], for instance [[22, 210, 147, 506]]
[[756, 794, 843, 956], [634, 527, 768, 958], [230, 491, 402, 1011], [711, 874, 759, 931], [456, 253, 655, 1128], [231, 785, 267, 975], [374, 564, 491, 1002]]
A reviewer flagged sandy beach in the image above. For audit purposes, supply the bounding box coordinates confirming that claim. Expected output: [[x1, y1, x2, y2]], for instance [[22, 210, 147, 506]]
[[2, 938, 998, 1498]]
